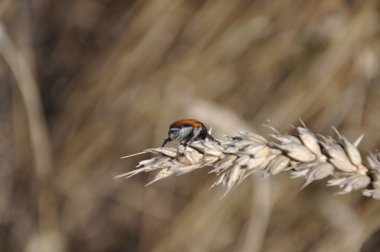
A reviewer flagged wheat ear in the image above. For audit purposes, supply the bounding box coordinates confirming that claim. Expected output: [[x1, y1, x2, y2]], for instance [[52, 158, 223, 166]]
[[117, 124, 380, 200]]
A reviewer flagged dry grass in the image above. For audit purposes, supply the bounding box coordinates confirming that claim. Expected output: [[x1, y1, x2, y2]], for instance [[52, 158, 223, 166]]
[[1, 0, 380, 252]]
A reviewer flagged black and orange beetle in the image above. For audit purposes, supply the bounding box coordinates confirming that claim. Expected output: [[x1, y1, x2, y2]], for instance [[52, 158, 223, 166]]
[[162, 119, 219, 147]]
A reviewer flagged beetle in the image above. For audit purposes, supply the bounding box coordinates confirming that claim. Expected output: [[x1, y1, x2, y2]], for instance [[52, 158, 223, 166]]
[[161, 119, 219, 147]]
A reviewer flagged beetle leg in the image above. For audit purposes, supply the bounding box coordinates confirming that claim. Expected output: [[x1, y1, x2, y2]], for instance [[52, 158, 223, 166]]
[[161, 137, 171, 147], [207, 134, 221, 145], [182, 139, 191, 147]]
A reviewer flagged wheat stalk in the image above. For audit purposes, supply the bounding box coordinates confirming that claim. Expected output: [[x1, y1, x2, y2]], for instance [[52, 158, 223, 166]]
[[117, 123, 380, 200]]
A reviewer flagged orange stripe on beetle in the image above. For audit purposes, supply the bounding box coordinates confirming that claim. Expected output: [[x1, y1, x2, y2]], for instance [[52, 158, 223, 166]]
[[170, 119, 203, 128]]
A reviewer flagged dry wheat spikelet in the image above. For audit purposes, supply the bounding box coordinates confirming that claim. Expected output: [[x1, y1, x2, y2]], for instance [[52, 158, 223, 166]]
[[117, 123, 380, 200]]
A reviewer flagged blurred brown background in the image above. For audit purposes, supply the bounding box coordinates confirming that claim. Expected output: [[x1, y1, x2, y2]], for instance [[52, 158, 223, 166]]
[[1, 0, 380, 251]]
